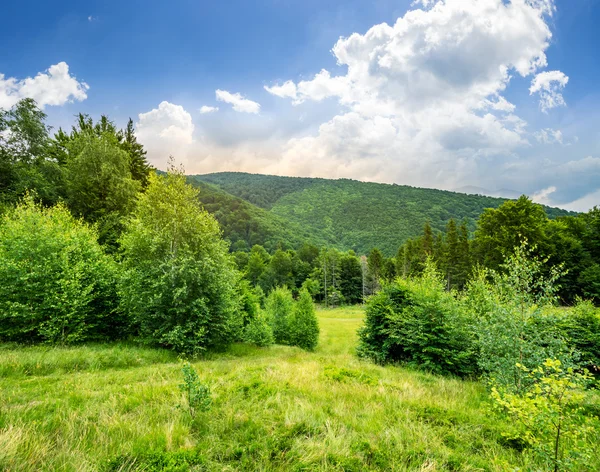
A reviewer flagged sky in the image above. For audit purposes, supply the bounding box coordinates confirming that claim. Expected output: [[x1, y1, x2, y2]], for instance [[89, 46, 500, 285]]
[[1, 0, 599, 211]]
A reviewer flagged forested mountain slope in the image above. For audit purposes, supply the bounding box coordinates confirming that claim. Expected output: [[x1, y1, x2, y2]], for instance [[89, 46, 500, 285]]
[[186, 176, 327, 252], [192, 172, 574, 255]]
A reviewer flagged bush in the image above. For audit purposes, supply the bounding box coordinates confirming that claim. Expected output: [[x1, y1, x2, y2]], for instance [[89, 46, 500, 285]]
[[558, 299, 600, 376], [179, 362, 211, 419], [0, 197, 123, 344], [491, 359, 597, 471], [265, 286, 294, 345], [469, 242, 574, 392], [357, 262, 477, 377], [119, 169, 241, 354], [242, 313, 274, 347], [289, 289, 320, 351], [238, 279, 261, 327]]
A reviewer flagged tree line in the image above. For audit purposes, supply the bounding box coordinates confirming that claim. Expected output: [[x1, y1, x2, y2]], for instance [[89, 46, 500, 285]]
[[231, 195, 599, 306], [0, 99, 319, 353]]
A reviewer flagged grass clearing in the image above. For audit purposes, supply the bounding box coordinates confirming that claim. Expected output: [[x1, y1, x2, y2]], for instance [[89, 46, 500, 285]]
[[1, 306, 598, 471]]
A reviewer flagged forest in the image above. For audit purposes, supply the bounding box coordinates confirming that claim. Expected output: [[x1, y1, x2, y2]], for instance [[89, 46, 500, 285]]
[[1, 98, 599, 471]]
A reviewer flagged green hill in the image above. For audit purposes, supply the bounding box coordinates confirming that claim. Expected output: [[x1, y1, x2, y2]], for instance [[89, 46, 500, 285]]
[[192, 172, 574, 255], [187, 176, 327, 252]]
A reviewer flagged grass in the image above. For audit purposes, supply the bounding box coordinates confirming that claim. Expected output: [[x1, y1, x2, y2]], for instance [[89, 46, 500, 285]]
[[0, 306, 598, 471]]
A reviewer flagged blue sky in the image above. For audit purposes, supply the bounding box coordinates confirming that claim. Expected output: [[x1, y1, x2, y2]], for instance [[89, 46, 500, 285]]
[[1, 0, 599, 210]]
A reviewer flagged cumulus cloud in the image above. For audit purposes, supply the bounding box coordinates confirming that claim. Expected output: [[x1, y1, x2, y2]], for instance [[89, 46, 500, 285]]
[[135, 101, 195, 167], [199, 105, 219, 114], [265, 0, 561, 189], [530, 70, 569, 112], [0, 62, 88, 109], [215, 89, 260, 114]]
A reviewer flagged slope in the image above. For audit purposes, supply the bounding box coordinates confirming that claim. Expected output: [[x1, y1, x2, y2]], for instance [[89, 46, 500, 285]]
[[193, 173, 574, 255], [186, 176, 326, 252]]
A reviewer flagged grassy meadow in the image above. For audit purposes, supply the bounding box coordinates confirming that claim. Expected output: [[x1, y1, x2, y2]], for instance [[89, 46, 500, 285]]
[[1, 306, 598, 471]]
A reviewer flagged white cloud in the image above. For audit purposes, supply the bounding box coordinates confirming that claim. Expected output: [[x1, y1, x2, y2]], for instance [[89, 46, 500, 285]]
[[215, 89, 260, 114], [0, 62, 89, 109], [534, 128, 563, 144], [531, 185, 557, 204], [265, 0, 559, 189], [135, 101, 195, 167], [199, 105, 219, 114], [264, 80, 297, 100], [530, 70, 569, 113]]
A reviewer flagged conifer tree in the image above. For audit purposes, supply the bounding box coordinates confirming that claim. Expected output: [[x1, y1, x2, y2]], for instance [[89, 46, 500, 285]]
[[289, 289, 319, 351], [121, 118, 151, 187], [444, 218, 459, 289], [423, 221, 434, 256]]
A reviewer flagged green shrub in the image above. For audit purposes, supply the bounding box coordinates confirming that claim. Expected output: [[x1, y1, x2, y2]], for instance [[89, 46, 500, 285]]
[[237, 279, 262, 336], [357, 261, 477, 377], [470, 242, 574, 392], [558, 299, 600, 376], [119, 169, 241, 354], [179, 362, 211, 419], [289, 289, 320, 351], [243, 312, 274, 347], [0, 197, 123, 344], [265, 286, 294, 345], [491, 359, 598, 471]]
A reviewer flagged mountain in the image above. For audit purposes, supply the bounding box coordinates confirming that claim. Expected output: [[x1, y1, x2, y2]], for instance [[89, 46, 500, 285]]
[[192, 172, 575, 256], [186, 176, 327, 252]]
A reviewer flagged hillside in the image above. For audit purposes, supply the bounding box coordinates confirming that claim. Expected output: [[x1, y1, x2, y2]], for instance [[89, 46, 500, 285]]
[[193, 172, 574, 255], [186, 176, 327, 252]]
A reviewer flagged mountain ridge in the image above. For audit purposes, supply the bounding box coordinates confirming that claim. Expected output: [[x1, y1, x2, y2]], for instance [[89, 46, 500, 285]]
[[191, 172, 575, 256]]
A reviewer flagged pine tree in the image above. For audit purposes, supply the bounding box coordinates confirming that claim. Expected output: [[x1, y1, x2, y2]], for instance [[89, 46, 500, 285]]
[[456, 220, 472, 289], [423, 221, 434, 256], [121, 118, 151, 188], [367, 248, 384, 294]]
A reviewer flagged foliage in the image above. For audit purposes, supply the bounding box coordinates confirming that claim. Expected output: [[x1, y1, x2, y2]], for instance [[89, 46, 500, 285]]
[[0, 197, 123, 344], [472, 241, 573, 392], [265, 286, 294, 345], [473, 196, 550, 271], [358, 261, 477, 377], [242, 312, 275, 347], [119, 168, 241, 354], [0, 99, 63, 207], [338, 251, 363, 304], [179, 362, 211, 418], [288, 289, 320, 351], [557, 299, 600, 376], [194, 172, 571, 256], [237, 279, 261, 327], [64, 128, 140, 248], [491, 359, 598, 471], [187, 176, 324, 252]]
